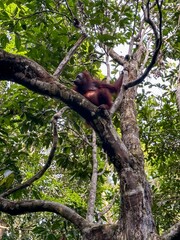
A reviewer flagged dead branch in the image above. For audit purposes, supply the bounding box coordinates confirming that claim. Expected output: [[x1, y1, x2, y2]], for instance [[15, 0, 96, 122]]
[[52, 0, 88, 78], [0, 220, 8, 239], [105, 48, 111, 82], [52, 106, 70, 120], [66, 122, 92, 147], [139, 36, 152, 73]]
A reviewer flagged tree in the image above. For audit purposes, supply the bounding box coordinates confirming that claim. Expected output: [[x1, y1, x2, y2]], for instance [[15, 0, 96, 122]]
[[0, 0, 179, 239]]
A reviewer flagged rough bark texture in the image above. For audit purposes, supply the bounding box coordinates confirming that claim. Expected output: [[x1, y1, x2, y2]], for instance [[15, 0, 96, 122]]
[[116, 45, 158, 239], [82, 224, 117, 240]]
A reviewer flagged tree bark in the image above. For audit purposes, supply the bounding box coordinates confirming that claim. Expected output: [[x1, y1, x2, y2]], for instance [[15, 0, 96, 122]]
[[116, 45, 158, 239]]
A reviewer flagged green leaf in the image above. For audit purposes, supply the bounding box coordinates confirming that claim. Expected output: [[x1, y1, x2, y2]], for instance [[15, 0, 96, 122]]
[[0, 10, 9, 20], [0, 170, 14, 193], [0, 33, 9, 48], [13, 6, 19, 16], [47, 234, 57, 240], [15, 33, 21, 50], [0, 1, 5, 9]]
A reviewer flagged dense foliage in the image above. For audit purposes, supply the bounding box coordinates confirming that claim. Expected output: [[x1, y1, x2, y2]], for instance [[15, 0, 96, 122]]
[[0, 0, 179, 239]]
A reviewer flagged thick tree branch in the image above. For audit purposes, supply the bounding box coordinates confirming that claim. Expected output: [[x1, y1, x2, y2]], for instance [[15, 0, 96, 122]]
[[0, 50, 129, 173], [108, 48, 125, 66], [0, 50, 93, 121], [124, 0, 163, 89], [0, 197, 90, 232]]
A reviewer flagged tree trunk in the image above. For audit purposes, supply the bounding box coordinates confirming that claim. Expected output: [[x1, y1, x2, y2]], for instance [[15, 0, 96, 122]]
[[81, 57, 160, 239], [116, 55, 158, 239]]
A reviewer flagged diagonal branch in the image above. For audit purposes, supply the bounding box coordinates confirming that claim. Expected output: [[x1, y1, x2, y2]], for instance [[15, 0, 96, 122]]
[[0, 108, 67, 198], [110, 71, 126, 115], [97, 193, 118, 223], [53, 0, 88, 78], [124, 0, 163, 89], [0, 49, 94, 121], [53, 34, 87, 78], [161, 221, 180, 240], [0, 197, 90, 232], [107, 48, 125, 66], [0, 50, 130, 172], [65, 0, 86, 33]]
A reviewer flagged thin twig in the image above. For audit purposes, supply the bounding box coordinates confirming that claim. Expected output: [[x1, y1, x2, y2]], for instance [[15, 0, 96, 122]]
[[128, 0, 139, 56], [98, 154, 108, 176], [97, 193, 118, 223], [66, 121, 92, 146], [53, 34, 87, 78], [86, 130, 98, 222], [105, 48, 111, 82], [139, 36, 152, 73], [53, 0, 88, 78], [0, 108, 68, 198], [65, 0, 86, 33], [176, 62, 180, 112], [110, 70, 127, 115], [65, 0, 74, 19]]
